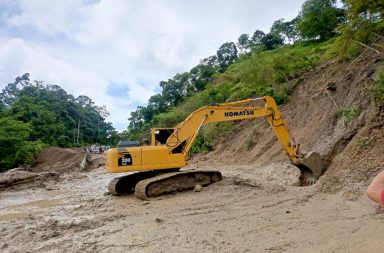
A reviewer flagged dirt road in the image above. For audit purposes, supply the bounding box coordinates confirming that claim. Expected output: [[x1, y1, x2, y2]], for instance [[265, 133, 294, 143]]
[[1, 160, 384, 253]]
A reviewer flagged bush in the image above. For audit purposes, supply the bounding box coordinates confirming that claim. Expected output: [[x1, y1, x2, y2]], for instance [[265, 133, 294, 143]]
[[222, 41, 330, 104], [152, 109, 188, 128], [190, 122, 233, 154], [370, 68, 384, 106], [0, 117, 46, 171], [190, 136, 213, 154], [337, 108, 359, 121], [358, 136, 374, 150]]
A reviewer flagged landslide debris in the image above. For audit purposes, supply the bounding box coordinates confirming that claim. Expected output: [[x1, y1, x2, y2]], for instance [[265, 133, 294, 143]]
[[0, 147, 105, 190]]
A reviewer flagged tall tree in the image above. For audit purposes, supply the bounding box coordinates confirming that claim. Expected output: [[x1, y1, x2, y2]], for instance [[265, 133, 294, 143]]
[[0, 117, 45, 171], [237, 33, 251, 54], [251, 30, 266, 45], [271, 18, 300, 43], [189, 64, 216, 92], [200, 55, 218, 67], [297, 0, 345, 40], [261, 33, 284, 50], [216, 42, 238, 72], [160, 73, 188, 107]]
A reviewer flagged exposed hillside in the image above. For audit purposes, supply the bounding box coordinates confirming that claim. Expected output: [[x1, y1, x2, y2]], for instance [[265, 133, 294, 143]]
[[194, 48, 384, 196]]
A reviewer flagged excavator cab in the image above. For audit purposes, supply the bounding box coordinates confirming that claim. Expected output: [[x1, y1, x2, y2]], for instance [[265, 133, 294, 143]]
[[151, 128, 175, 145]]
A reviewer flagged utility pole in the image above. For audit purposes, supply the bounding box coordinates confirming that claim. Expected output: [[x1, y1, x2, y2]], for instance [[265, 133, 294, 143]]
[[76, 119, 80, 144]]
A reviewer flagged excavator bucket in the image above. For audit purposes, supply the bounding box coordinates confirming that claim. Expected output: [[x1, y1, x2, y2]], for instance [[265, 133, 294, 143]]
[[296, 152, 324, 185]]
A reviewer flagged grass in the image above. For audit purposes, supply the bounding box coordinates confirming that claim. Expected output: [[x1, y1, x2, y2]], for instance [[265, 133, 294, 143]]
[[370, 68, 384, 107], [358, 136, 374, 150], [337, 108, 359, 122]]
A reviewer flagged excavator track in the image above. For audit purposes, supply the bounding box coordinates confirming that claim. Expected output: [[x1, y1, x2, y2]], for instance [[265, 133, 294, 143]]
[[134, 170, 222, 199], [108, 169, 179, 195]]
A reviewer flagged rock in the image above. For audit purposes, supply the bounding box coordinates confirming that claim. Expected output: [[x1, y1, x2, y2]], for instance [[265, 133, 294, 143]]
[[194, 184, 203, 192], [155, 218, 164, 223]]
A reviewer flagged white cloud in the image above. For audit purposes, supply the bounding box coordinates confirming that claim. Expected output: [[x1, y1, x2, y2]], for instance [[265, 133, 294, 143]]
[[0, 0, 305, 131], [0, 38, 143, 130]]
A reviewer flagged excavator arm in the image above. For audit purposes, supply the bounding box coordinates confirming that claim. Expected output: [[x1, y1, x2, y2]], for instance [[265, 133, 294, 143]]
[[165, 96, 301, 164]]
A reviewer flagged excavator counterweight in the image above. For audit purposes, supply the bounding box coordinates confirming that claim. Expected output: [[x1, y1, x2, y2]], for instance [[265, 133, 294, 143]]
[[106, 96, 324, 198]]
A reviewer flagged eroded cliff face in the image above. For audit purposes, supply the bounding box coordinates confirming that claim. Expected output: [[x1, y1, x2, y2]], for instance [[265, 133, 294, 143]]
[[194, 50, 384, 195]]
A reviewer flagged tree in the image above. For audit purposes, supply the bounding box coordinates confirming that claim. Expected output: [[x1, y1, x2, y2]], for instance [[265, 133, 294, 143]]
[[271, 18, 300, 43], [340, 0, 384, 43], [0, 117, 45, 171], [251, 30, 265, 45], [297, 0, 345, 40], [261, 33, 284, 50], [216, 42, 238, 72], [200, 55, 218, 67], [189, 64, 216, 92], [237, 33, 251, 54], [0, 73, 30, 107], [160, 73, 189, 107], [345, 0, 384, 22], [148, 94, 167, 113]]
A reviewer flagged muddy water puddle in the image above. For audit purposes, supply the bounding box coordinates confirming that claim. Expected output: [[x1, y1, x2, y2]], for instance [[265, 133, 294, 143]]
[[0, 199, 61, 222]]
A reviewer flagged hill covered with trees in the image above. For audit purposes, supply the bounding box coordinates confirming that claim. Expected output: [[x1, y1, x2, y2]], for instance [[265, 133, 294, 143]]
[[123, 0, 384, 152], [0, 74, 117, 171]]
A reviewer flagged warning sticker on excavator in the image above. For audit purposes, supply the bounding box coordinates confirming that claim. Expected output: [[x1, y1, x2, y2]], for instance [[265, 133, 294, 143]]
[[118, 153, 132, 166]]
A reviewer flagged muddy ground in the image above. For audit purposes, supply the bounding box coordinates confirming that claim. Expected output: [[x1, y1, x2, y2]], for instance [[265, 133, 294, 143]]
[[1, 155, 384, 253]]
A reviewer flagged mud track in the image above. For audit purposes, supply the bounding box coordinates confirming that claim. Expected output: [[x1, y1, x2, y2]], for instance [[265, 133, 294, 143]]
[[1, 162, 384, 253]]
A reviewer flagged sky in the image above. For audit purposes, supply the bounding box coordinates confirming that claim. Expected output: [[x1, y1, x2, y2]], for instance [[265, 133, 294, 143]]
[[0, 0, 305, 131]]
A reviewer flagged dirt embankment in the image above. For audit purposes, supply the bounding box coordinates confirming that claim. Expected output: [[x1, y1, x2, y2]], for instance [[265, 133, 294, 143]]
[[0, 147, 105, 190], [195, 50, 384, 196]]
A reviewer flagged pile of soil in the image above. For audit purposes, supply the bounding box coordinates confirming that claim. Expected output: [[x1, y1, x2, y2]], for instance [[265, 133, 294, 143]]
[[0, 168, 59, 189], [32, 147, 87, 173], [0, 147, 105, 190], [194, 50, 384, 195]]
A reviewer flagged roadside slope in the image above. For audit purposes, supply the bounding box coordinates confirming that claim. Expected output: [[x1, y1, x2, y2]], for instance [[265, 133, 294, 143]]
[[195, 49, 384, 196]]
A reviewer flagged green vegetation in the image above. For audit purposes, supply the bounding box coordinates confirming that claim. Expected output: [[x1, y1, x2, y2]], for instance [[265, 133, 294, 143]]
[[225, 41, 331, 102], [0, 117, 46, 171], [297, 0, 344, 40], [370, 68, 384, 106], [337, 108, 360, 122], [358, 136, 375, 150], [0, 74, 117, 171], [190, 122, 233, 154], [332, 0, 384, 59]]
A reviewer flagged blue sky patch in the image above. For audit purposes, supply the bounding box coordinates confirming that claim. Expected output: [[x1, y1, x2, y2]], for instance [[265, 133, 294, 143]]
[[106, 82, 130, 98]]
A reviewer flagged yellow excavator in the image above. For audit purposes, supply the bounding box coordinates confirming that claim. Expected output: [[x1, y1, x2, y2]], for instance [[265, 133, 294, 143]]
[[106, 96, 324, 199]]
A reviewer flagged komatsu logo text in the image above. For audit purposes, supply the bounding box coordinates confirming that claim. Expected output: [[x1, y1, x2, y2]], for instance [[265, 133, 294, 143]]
[[224, 110, 254, 117]]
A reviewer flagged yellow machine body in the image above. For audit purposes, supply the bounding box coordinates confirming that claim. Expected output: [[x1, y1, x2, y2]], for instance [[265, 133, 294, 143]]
[[106, 146, 186, 173]]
